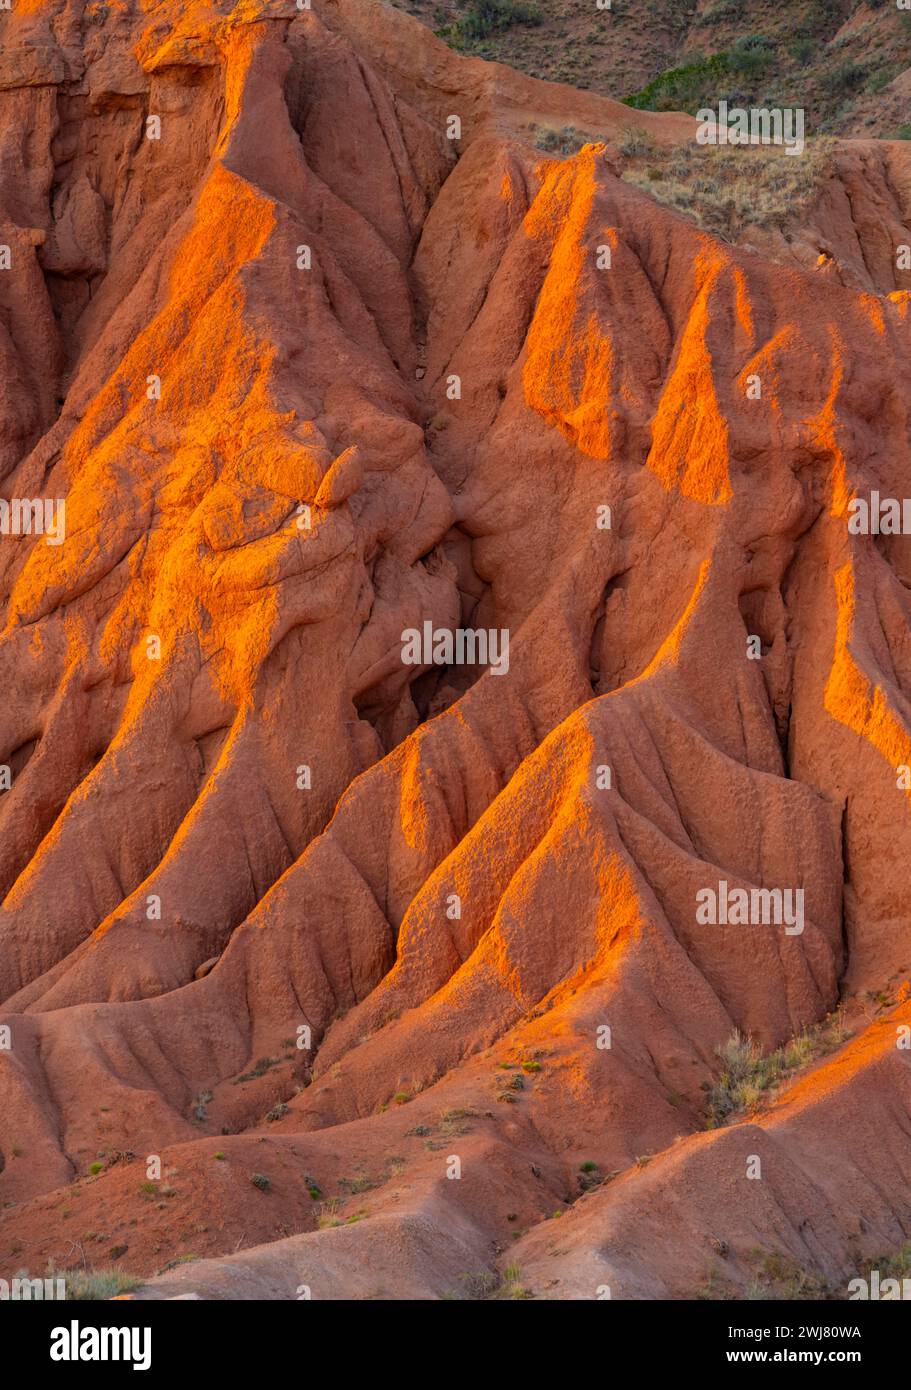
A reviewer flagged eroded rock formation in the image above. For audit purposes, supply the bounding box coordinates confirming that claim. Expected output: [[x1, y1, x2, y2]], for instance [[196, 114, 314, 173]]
[[0, 0, 910, 1300]]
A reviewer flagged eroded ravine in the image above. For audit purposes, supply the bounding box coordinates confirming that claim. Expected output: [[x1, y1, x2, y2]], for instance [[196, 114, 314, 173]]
[[1, 0, 910, 1301]]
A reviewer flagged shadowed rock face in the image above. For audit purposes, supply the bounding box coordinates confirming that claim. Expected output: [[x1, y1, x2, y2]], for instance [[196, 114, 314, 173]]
[[0, 0, 910, 1302]]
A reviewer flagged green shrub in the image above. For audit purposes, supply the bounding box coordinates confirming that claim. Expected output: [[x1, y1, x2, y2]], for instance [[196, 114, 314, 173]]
[[694, 0, 739, 23], [624, 41, 773, 114], [821, 61, 867, 96], [856, 1242, 911, 1282], [456, 0, 543, 42], [617, 125, 656, 158], [790, 39, 815, 64], [64, 1268, 143, 1300], [533, 124, 586, 155], [624, 52, 733, 112], [729, 35, 775, 80], [705, 1011, 846, 1128]]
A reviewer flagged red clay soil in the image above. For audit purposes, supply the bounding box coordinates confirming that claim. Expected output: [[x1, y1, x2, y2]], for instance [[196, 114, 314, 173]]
[[1, 0, 911, 1301]]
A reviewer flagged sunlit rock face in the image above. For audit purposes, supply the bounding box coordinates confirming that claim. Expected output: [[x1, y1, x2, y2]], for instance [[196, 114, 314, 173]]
[[0, 0, 910, 1302]]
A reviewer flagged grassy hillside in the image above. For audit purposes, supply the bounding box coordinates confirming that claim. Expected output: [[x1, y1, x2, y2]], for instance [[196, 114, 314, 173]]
[[394, 0, 911, 139]]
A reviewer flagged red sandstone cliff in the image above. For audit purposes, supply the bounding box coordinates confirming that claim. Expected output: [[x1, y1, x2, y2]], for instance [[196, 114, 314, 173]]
[[0, 0, 910, 1300]]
